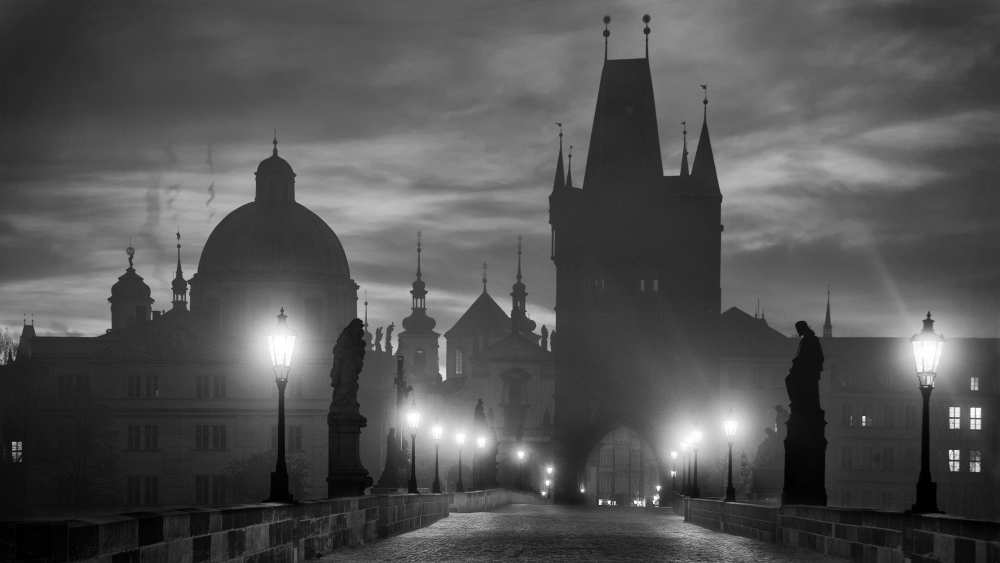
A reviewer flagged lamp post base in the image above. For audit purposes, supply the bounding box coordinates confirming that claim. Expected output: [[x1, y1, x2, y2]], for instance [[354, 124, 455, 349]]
[[911, 480, 941, 514], [265, 470, 295, 504], [725, 486, 736, 502]]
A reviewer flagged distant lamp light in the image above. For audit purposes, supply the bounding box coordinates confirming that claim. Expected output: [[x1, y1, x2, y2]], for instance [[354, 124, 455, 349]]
[[406, 409, 421, 431], [455, 431, 466, 446], [689, 429, 703, 445], [517, 449, 526, 461], [546, 465, 554, 475], [912, 312, 944, 389], [723, 418, 738, 441], [545, 479, 552, 487], [431, 423, 443, 441], [656, 485, 662, 492], [580, 486, 586, 494], [670, 450, 677, 460], [476, 435, 487, 449], [670, 470, 676, 478]]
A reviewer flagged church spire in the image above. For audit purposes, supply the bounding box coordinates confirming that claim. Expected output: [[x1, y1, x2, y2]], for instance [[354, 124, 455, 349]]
[[566, 145, 574, 188], [692, 84, 720, 193], [510, 236, 533, 334], [552, 123, 565, 192], [402, 232, 436, 333], [171, 230, 188, 310], [680, 121, 690, 177], [823, 286, 833, 338]]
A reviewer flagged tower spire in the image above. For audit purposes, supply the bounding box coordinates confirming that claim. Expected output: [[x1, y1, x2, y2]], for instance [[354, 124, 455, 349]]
[[552, 123, 565, 192], [823, 286, 833, 338], [602, 15, 611, 61], [680, 121, 690, 177], [642, 14, 651, 59], [692, 84, 720, 193], [510, 236, 533, 334], [516, 235, 523, 283], [171, 230, 188, 310], [416, 231, 423, 280], [566, 145, 574, 188]]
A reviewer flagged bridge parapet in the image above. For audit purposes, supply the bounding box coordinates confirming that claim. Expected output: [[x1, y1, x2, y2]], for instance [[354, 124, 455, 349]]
[[449, 489, 546, 513], [0, 493, 451, 562], [684, 497, 1000, 562]]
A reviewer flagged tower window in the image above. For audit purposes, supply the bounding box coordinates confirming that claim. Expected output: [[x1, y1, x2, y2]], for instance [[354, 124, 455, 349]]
[[970, 376, 980, 391], [415, 348, 426, 368], [455, 349, 464, 375], [970, 407, 982, 430], [9, 441, 23, 463], [652, 279, 659, 292], [861, 415, 870, 428], [948, 406, 961, 429], [948, 449, 961, 472], [969, 450, 982, 473]]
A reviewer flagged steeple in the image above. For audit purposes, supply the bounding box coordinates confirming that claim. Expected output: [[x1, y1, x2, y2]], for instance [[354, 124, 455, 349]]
[[823, 286, 833, 338], [565, 145, 575, 188], [171, 230, 188, 311], [401, 231, 436, 333], [680, 121, 690, 177], [551, 124, 565, 192], [692, 85, 720, 193], [510, 236, 535, 334]]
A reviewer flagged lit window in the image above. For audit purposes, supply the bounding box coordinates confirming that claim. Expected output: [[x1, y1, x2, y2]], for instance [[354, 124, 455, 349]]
[[970, 407, 982, 430], [970, 376, 980, 391], [969, 450, 982, 473], [948, 407, 961, 430], [948, 449, 961, 472], [455, 349, 464, 375], [861, 415, 870, 428], [10, 441, 23, 463]]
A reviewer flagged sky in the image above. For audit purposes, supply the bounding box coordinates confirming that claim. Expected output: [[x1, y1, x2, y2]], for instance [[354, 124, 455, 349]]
[[2, 0, 999, 345]]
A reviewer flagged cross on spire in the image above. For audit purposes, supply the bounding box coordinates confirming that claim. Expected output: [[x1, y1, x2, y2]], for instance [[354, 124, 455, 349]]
[[642, 14, 651, 59]]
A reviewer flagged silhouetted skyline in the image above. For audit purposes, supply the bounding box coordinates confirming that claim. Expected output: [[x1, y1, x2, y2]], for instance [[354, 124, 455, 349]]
[[2, 0, 999, 339]]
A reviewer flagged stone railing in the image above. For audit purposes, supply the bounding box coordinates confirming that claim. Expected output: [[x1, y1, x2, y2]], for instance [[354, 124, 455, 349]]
[[1, 493, 450, 562], [448, 489, 545, 513], [683, 497, 1000, 562]]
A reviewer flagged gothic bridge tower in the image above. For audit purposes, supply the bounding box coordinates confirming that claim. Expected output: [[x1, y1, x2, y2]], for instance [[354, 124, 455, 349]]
[[548, 16, 722, 500]]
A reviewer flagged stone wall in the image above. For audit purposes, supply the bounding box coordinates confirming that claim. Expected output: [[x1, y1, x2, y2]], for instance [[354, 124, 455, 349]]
[[448, 489, 544, 513], [684, 497, 1000, 563], [1, 493, 451, 562]]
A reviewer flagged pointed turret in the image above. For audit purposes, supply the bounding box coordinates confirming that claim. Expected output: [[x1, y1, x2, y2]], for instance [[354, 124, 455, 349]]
[[565, 145, 575, 188], [551, 124, 565, 193], [692, 85, 720, 193], [171, 231, 188, 311], [402, 231, 436, 333], [680, 121, 690, 177], [823, 287, 833, 338]]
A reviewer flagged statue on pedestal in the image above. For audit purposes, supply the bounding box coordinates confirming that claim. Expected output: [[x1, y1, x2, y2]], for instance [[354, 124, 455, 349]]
[[781, 321, 827, 506], [375, 354, 411, 490], [327, 319, 373, 497]]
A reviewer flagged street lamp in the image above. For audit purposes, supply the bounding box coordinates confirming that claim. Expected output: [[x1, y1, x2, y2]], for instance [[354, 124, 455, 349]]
[[516, 448, 526, 491], [723, 417, 738, 501], [266, 308, 296, 503], [431, 423, 443, 493], [474, 435, 487, 490], [669, 450, 678, 492], [455, 431, 466, 492], [689, 430, 702, 498], [911, 312, 944, 514], [680, 441, 690, 495], [406, 407, 421, 493]]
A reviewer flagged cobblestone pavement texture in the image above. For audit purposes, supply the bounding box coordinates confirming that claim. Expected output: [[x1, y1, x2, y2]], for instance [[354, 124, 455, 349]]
[[321, 504, 847, 562]]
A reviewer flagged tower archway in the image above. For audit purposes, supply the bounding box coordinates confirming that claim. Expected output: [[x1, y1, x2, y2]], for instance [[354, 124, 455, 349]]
[[581, 426, 661, 506]]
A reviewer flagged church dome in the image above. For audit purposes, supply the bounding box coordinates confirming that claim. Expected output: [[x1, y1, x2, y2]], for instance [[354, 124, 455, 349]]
[[197, 201, 350, 280], [256, 152, 294, 178], [111, 268, 151, 299]]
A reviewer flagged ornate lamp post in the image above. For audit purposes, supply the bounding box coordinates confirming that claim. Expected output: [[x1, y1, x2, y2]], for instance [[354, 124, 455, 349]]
[[406, 407, 421, 493], [689, 430, 702, 498], [431, 423, 443, 493], [723, 417, 738, 501], [266, 308, 296, 503], [911, 312, 944, 514], [455, 431, 466, 492], [516, 448, 526, 491]]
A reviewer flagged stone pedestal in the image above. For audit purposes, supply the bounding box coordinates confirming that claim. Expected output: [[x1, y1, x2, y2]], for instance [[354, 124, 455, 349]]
[[327, 410, 373, 498], [781, 409, 827, 506]]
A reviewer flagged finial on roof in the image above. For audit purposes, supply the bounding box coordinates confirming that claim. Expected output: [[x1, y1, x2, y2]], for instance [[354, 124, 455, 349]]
[[416, 231, 423, 280], [552, 123, 565, 192], [126, 241, 135, 269], [603, 15, 611, 61], [566, 145, 574, 188], [272, 129, 278, 156], [482, 261, 488, 293], [701, 84, 708, 114], [516, 235, 523, 282], [823, 285, 833, 338], [642, 14, 651, 59], [364, 290, 369, 326]]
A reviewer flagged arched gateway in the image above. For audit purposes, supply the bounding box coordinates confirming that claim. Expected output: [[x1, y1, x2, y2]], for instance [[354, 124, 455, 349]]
[[547, 23, 722, 502]]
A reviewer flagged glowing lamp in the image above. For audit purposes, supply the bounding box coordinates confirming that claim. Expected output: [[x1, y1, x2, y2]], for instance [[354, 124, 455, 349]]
[[431, 423, 443, 441], [670, 450, 677, 460], [406, 409, 421, 431], [723, 418, 738, 441], [268, 308, 296, 381], [516, 449, 526, 461], [455, 432, 466, 446], [546, 465, 554, 475], [476, 436, 487, 449], [912, 312, 944, 388]]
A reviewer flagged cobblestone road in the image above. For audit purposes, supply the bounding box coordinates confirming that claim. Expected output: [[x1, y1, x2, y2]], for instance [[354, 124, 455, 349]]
[[321, 504, 847, 562]]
